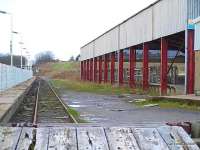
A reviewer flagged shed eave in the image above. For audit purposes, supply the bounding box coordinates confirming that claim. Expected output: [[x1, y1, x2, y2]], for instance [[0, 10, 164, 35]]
[[193, 17, 200, 24]]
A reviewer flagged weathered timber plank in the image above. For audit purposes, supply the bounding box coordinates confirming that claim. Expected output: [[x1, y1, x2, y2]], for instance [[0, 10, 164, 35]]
[[157, 126, 199, 150], [77, 127, 109, 150], [16, 127, 35, 150], [105, 127, 140, 150], [34, 127, 49, 150], [132, 128, 169, 150], [0, 127, 22, 150], [48, 127, 77, 150], [175, 126, 200, 150]]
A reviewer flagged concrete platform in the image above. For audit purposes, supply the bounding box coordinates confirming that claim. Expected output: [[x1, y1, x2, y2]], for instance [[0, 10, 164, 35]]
[[0, 77, 35, 123], [0, 125, 199, 149], [155, 94, 200, 103]]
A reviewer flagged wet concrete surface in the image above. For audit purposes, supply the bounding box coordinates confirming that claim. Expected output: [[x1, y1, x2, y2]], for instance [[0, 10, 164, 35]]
[[60, 90, 200, 124]]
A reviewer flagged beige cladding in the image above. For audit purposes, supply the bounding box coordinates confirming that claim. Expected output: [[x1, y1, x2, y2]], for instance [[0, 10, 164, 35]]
[[195, 51, 200, 91]]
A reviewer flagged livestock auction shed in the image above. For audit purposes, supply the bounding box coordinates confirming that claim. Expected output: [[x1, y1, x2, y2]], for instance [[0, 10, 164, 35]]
[[80, 0, 200, 95]]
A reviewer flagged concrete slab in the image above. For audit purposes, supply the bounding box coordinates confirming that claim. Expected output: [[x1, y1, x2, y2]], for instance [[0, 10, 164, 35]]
[[0, 77, 35, 123], [156, 94, 200, 102]]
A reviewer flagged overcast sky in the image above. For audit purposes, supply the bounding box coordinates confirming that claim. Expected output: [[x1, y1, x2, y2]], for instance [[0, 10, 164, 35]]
[[0, 0, 157, 60]]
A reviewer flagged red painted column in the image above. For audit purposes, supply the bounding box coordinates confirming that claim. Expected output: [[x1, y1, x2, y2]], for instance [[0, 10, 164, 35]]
[[187, 30, 195, 94], [90, 58, 93, 81], [83, 60, 86, 80], [129, 47, 136, 88], [111, 52, 115, 84], [143, 43, 149, 90], [94, 57, 97, 82], [81, 61, 83, 80], [161, 38, 168, 95], [99, 56, 102, 83], [118, 50, 124, 86], [104, 54, 108, 83], [87, 59, 89, 81]]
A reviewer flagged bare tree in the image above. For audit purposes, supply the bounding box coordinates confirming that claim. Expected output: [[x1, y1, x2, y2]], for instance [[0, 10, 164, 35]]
[[0, 53, 27, 67], [69, 56, 75, 61], [35, 51, 55, 65]]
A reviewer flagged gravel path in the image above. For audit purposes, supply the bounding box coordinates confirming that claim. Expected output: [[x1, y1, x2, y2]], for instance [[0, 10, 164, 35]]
[[60, 90, 200, 124]]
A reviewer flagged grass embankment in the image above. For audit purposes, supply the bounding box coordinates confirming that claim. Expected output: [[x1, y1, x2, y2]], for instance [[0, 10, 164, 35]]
[[52, 79, 143, 95], [135, 99, 200, 111], [40, 61, 144, 95]]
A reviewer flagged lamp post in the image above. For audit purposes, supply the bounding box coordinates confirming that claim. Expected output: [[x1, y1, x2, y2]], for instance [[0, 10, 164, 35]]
[[19, 42, 24, 69], [12, 31, 25, 69], [0, 10, 13, 66]]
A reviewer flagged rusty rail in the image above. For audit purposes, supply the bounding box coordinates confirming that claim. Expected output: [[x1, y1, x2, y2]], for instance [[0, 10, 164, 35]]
[[33, 81, 40, 126], [46, 80, 78, 124]]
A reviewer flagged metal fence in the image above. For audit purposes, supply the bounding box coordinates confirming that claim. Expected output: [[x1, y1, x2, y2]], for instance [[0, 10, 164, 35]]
[[0, 63, 33, 92]]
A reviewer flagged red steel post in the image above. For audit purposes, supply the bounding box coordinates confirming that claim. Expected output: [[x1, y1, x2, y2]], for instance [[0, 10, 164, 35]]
[[187, 30, 195, 94], [161, 38, 168, 95], [104, 54, 108, 83], [118, 50, 124, 86], [81, 61, 83, 80], [87, 59, 90, 81], [83, 60, 86, 80], [90, 58, 93, 81], [99, 56, 102, 83], [94, 57, 97, 82], [129, 47, 136, 88], [111, 52, 115, 84], [143, 43, 149, 90]]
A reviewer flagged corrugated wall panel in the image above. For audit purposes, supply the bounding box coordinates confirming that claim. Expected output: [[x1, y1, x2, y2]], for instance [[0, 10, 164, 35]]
[[119, 23, 127, 49], [80, 42, 94, 60], [195, 22, 200, 50], [95, 34, 106, 57], [126, 7, 153, 48], [188, 0, 200, 19], [109, 27, 119, 53], [94, 27, 119, 57], [153, 0, 187, 39]]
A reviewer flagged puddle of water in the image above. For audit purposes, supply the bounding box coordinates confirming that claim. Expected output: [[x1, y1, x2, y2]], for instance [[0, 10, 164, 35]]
[[72, 101, 80, 104], [68, 104, 86, 108]]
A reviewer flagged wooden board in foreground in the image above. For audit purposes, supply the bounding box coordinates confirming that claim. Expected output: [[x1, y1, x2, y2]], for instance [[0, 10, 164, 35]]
[[0, 125, 198, 150]]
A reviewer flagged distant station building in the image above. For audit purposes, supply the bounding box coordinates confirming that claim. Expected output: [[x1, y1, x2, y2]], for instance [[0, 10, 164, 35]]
[[80, 0, 200, 95]]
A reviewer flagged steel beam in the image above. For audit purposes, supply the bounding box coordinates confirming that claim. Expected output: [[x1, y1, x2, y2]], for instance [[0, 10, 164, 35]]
[[129, 47, 136, 88], [143, 43, 149, 90], [187, 29, 195, 94], [90, 58, 93, 81], [104, 54, 108, 83], [161, 38, 168, 95], [94, 57, 97, 82], [111, 52, 115, 84], [98, 56, 102, 83], [118, 50, 124, 86]]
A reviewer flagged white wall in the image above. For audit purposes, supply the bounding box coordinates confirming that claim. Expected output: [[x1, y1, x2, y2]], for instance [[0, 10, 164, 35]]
[[0, 63, 33, 92]]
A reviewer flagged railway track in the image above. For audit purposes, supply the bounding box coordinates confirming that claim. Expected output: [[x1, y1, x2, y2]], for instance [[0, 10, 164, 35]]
[[9, 78, 78, 126]]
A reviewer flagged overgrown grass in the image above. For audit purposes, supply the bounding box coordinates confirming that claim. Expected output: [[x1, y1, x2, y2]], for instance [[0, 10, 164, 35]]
[[135, 99, 200, 111], [51, 79, 144, 95], [67, 107, 87, 123], [51, 62, 79, 71]]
